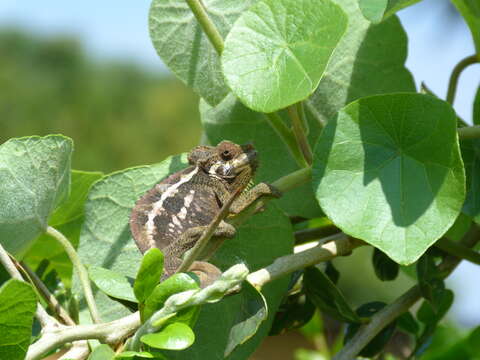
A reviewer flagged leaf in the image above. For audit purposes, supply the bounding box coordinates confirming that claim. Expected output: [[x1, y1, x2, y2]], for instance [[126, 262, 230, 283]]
[[142, 273, 199, 323], [116, 351, 156, 359], [0, 279, 37, 360], [141, 322, 195, 350], [50, 170, 103, 226], [303, 266, 360, 323], [201, 94, 322, 218], [0, 135, 73, 256], [269, 293, 315, 335], [74, 155, 293, 360], [88, 344, 115, 360], [222, 0, 347, 113], [308, 0, 415, 124], [149, 0, 254, 106], [134, 248, 164, 303], [397, 311, 419, 335], [372, 248, 399, 281], [417, 254, 445, 307], [451, 0, 480, 53], [345, 302, 396, 357], [312, 93, 465, 265], [358, 0, 423, 23], [89, 266, 136, 303], [224, 282, 268, 357], [474, 85, 480, 125], [417, 289, 454, 325], [460, 139, 480, 225]]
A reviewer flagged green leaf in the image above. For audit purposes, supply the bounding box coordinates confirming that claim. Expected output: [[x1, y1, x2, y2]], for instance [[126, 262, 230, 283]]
[[50, 170, 103, 226], [397, 311, 419, 335], [312, 93, 465, 265], [222, 0, 347, 113], [461, 139, 480, 225], [0, 279, 37, 360], [417, 254, 444, 306], [74, 154, 293, 360], [345, 302, 396, 358], [269, 293, 315, 335], [309, 0, 415, 124], [451, 0, 480, 53], [89, 266, 136, 303], [149, 0, 254, 106], [224, 282, 268, 357], [304, 267, 360, 323], [0, 135, 73, 256], [474, 85, 480, 125], [201, 94, 322, 218], [372, 248, 399, 281], [142, 273, 199, 323], [417, 289, 454, 325], [116, 351, 156, 359], [134, 248, 164, 303], [358, 0, 423, 23], [88, 344, 115, 360], [141, 322, 195, 350]]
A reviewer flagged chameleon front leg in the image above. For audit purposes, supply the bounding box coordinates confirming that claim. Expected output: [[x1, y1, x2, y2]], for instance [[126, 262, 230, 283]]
[[229, 182, 282, 214], [162, 221, 236, 286]]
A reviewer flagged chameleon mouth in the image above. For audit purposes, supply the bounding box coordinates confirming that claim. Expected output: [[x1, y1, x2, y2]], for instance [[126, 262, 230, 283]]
[[232, 150, 257, 172]]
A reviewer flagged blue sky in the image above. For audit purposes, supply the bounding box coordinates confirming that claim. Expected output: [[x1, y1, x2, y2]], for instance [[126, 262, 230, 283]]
[[1, 0, 479, 327]]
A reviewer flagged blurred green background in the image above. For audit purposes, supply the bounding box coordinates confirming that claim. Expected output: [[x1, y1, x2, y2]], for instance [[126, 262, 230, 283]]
[[0, 29, 201, 173]]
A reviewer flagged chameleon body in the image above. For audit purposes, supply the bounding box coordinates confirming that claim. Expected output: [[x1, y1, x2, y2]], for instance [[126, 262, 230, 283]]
[[129, 141, 280, 285]]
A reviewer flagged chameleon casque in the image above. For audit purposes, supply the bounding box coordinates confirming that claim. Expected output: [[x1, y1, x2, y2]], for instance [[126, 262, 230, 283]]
[[129, 141, 280, 285]]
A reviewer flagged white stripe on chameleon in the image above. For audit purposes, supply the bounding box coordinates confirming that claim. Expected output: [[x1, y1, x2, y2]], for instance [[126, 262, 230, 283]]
[[145, 167, 199, 247]]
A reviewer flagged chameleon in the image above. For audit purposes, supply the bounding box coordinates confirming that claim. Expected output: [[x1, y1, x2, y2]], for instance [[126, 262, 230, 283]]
[[129, 141, 280, 286]]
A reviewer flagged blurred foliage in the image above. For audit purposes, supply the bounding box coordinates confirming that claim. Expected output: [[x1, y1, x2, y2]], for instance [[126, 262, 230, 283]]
[[0, 29, 201, 172]]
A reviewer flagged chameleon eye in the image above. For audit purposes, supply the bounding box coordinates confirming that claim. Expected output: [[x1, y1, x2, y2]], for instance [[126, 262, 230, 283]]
[[221, 150, 232, 161]]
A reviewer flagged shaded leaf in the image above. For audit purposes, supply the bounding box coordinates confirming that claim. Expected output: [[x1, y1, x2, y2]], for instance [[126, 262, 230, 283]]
[[451, 0, 480, 53], [417, 254, 444, 307], [460, 138, 480, 225], [417, 289, 454, 325], [304, 266, 360, 323], [149, 0, 255, 105], [88, 344, 115, 360], [312, 94, 465, 265], [309, 0, 415, 124], [358, 0, 422, 23], [269, 293, 315, 335], [372, 248, 399, 281], [325, 261, 340, 284], [143, 273, 199, 323], [134, 248, 164, 303], [474, 85, 480, 125], [0, 135, 72, 256], [345, 302, 396, 357], [397, 311, 419, 335], [141, 322, 195, 350], [222, 0, 347, 112], [201, 94, 322, 218], [0, 279, 37, 360], [89, 266, 136, 303], [225, 282, 268, 357]]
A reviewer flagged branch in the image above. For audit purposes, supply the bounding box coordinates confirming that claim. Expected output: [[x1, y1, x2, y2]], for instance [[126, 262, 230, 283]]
[[447, 54, 480, 104], [287, 103, 313, 165], [185, 0, 224, 55], [26, 313, 140, 360], [46, 226, 101, 324], [458, 125, 480, 140], [435, 237, 480, 266], [0, 243, 58, 329]]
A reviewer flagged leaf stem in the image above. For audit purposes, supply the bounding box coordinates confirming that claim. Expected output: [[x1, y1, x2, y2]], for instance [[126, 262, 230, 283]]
[[185, 0, 224, 55], [458, 125, 480, 140], [287, 103, 313, 165], [46, 226, 101, 324], [265, 113, 309, 168], [435, 237, 480, 266], [447, 54, 480, 105], [0, 243, 58, 329]]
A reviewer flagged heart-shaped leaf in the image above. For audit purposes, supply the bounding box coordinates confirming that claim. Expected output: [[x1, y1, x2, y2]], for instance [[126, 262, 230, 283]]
[[313, 93, 465, 265], [141, 322, 195, 350], [149, 0, 255, 106], [358, 0, 422, 23], [224, 282, 268, 357], [89, 266, 136, 303], [0, 279, 37, 360], [0, 135, 72, 256], [134, 248, 164, 303], [452, 0, 480, 52], [222, 0, 347, 112], [308, 0, 415, 125]]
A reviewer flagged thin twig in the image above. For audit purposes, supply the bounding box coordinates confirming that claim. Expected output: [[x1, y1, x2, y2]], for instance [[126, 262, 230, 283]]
[[435, 237, 480, 266], [294, 226, 340, 245], [185, 0, 224, 55], [458, 125, 480, 140], [0, 243, 58, 329], [446, 54, 480, 104], [287, 103, 313, 165], [19, 261, 76, 326], [46, 226, 101, 324]]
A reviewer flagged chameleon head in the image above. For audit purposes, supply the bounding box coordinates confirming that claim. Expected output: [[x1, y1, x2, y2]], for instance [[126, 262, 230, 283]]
[[188, 141, 258, 184]]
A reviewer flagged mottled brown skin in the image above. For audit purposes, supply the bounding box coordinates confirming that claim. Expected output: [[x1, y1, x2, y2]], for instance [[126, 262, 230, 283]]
[[130, 141, 280, 285]]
